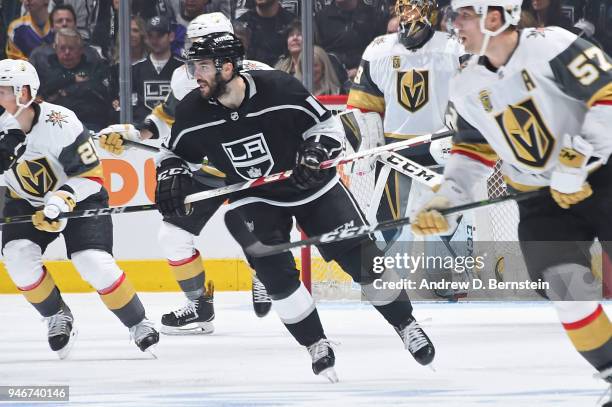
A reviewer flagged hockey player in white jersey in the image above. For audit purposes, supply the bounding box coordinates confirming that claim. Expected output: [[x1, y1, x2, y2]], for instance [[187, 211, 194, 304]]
[[0, 60, 159, 357], [98, 13, 272, 334], [347, 0, 467, 299], [411, 0, 612, 400]]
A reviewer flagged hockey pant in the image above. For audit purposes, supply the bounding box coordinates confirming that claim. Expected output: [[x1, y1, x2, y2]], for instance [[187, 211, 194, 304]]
[[226, 180, 415, 347]]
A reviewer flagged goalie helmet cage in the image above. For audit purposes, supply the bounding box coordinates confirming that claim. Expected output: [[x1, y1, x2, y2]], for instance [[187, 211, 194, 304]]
[[301, 95, 612, 300]]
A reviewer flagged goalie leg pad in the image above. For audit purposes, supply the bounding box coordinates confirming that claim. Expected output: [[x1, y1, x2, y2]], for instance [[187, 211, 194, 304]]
[[4, 239, 62, 317]]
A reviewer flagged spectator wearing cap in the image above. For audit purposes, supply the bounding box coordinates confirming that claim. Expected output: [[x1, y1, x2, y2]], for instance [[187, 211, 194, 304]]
[[39, 27, 113, 131], [127, 15, 183, 124], [30, 4, 103, 75], [237, 0, 295, 66], [6, 0, 54, 60]]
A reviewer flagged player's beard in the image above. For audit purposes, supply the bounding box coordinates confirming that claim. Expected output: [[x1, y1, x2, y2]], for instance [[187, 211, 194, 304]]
[[199, 72, 229, 101]]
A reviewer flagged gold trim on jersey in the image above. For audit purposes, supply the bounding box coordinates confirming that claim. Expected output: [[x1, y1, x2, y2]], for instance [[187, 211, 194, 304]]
[[76, 163, 104, 179], [384, 132, 419, 140], [451, 143, 499, 163], [587, 82, 612, 108], [152, 103, 175, 126], [347, 89, 385, 113], [502, 176, 544, 192], [493, 97, 555, 168], [13, 157, 58, 198], [396, 69, 429, 113]]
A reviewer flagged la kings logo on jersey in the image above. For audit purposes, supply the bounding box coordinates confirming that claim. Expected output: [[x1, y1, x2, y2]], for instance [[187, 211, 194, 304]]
[[222, 133, 275, 180], [397, 70, 429, 113], [144, 81, 172, 110], [494, 97, 555, 167]]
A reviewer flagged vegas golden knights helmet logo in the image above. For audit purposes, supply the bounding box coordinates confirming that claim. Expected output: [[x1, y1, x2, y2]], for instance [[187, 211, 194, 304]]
[[14, 158, 58, 197], [494, 98, 555, 168], [397, 69, 429, 113]]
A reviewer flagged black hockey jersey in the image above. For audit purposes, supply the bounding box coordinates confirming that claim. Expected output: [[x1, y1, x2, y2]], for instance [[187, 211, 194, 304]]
[[164, 70, 345, 203], [131, 55, 184, 124]]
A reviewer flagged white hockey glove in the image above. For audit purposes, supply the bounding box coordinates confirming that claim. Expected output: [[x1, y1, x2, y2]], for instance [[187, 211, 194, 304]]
[[550, 134, 594, 209], [98, 124, 142, 156], [32, 190, 76, 233], [411, 180, 469, 236]]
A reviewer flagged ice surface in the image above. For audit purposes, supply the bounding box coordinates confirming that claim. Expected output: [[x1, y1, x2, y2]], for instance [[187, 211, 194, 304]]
[[0, 293, 608, 407]]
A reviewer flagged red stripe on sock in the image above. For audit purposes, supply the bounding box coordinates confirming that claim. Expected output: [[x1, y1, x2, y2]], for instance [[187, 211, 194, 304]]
[[98, 273, 126, 295], [168, 250, 200, 266], [19, 267, 47, 291], [562, 304, 604, 330], [593, 100, 612, 106]]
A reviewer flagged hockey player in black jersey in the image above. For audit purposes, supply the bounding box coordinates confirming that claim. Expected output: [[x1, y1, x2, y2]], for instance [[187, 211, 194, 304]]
[[155, 31, 435, 381]]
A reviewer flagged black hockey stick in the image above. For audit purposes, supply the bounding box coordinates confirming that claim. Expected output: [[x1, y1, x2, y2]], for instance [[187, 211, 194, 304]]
[[227, 189, 548, 257], [90, 130, 160, 153]]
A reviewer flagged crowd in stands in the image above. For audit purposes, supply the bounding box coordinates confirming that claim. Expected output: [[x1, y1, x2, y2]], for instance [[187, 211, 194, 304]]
[[0, 0, 608, 131]]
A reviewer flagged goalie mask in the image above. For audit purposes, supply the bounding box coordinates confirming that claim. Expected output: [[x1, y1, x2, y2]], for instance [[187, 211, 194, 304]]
[[396, 0, 438, 49]]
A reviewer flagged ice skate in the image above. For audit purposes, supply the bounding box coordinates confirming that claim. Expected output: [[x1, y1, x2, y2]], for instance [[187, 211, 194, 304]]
[[129, 318, 159, 355], [251, 275, 271, 318], [307, 339, 338, 383], [161, 281, 215, 335], [396, 316, 435, 366], [46, 303, 77, 360], [595, 366, 612, 406]]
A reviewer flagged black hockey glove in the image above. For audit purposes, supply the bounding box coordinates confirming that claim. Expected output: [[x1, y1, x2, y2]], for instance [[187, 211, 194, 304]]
[[0, 129, 26, 174], [155, 158, 194, 217], [291, 141, 334, 190]]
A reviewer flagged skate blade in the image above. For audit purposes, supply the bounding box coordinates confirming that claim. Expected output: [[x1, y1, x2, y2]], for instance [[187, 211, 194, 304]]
[[428, 363, 437, 372], [144, 343, 159, 360], [318, 367, 339, 383], [57, 327, 79, 360], [160, 322, 214, 336]]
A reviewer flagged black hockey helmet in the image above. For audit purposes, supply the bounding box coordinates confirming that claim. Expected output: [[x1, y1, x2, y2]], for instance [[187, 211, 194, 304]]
[[186, 31, 244, 75], [396, 0, 438, 49]]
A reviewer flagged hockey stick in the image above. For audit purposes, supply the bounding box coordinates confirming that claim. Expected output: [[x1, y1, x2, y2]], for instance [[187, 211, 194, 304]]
[[90, 130, 160, 153], [0, 130, 452, 226], [229, 189, 548, 257]]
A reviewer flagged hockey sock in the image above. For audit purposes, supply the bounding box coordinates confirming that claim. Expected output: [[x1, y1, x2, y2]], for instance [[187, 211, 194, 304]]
[[18, 266, 63, 317], [169, 250, 206, 300], [556, 301, 612, 372], [273, 283, 326, 346], [98, 273, 146, 328], [372, 289, 414, 327]]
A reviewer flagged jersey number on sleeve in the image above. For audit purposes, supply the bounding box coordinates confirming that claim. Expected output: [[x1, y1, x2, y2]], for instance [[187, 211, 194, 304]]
[[77, 139, 99, 165], [567, 47, 612, 86]]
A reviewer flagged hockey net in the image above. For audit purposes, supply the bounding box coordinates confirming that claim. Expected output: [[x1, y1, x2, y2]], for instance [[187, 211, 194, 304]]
[[301, 95, 521, 300]]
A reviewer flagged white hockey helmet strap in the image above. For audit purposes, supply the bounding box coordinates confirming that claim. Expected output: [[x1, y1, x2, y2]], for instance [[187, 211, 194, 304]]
[[0, 59, 40, 115], [451, 0, 522, 55]]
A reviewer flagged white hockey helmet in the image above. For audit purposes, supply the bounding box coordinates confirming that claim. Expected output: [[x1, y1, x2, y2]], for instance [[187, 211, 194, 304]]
[[0, 59, 40, 111], [187, 12, 234, 39], [451, 0, 522, 54]]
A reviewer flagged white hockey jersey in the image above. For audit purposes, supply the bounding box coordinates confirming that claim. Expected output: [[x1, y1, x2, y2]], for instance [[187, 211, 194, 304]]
[[3, 102, 103, 207], [348, 31, 464, 139], [447, 27, 612, 191]]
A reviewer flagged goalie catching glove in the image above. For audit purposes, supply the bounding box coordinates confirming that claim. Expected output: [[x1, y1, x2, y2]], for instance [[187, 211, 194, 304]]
[[98, 124, 142, 156], [549, 134, 594, 209], [155, 158, 193, 217], [291, 140, 336, 190], [411, 180, 469, 236], [32, 190, 76, 233]]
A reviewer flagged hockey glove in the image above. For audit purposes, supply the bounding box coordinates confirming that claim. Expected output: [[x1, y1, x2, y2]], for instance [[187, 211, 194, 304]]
[[155, 158, 193, 217], [291, 141, 334, 190], [0, 128, 26, 173], [550, 134, 594, 209], [98, 124, 142, 156], [32, 190, 76, 233], [411, 181, 468, 236]]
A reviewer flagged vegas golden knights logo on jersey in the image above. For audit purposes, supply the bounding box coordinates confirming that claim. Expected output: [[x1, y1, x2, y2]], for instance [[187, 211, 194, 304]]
[[13, 158, 58, 197], [494, 98, 555, 168], [396, 70, 429, 113]]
